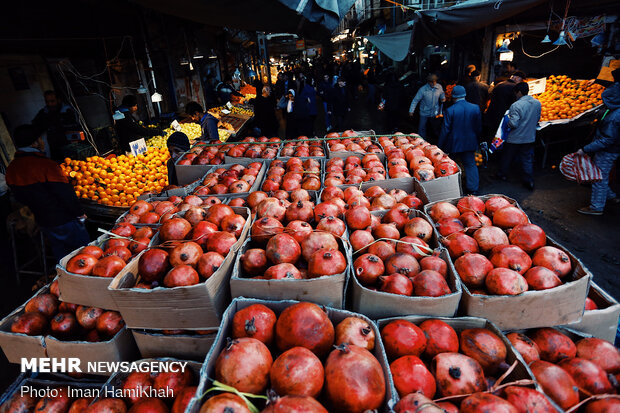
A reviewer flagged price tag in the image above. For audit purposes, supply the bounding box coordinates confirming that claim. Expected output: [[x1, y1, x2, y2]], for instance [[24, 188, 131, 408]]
[[129, 138, 148, 156], [221, 109, 231, 115], [527, 78, 547, 95], [226, 102, 233, 110], [170, 120, 182, 131]]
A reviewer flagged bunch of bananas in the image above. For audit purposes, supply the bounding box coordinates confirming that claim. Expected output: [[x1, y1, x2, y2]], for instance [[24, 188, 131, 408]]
[[146, 122, 202, 148]]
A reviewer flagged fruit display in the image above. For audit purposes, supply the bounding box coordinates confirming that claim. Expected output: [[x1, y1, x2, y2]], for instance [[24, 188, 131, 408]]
[[427, 195, 577, 295], [61, 148, 170, 207], [120, 196, 226, 226], [9, 281, 125, 342], [325, 130, 383, 155], [508, 327, 620, 410], [321, 184, 423, 212], [210, 104, 254, 117], [236, 188, 316, 211], [147, 122, 203, 149], [189, 162, 264, 196], [200, 301, 388, 412], [534, 75, 604, 122], [177, 139, 278, 165], [279, 137, 325, 157], [261, 158, 322, 192], [323, 155, 387, 186], [378, 134, 460, 181]]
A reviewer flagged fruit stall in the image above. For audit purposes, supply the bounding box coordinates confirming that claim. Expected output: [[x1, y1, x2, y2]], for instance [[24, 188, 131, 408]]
[[2, 128, 620, 413]]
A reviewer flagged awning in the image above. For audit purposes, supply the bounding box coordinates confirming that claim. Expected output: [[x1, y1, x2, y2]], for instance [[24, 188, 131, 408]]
[[132, 0, 355, 40], [366, 30, 413, 62]]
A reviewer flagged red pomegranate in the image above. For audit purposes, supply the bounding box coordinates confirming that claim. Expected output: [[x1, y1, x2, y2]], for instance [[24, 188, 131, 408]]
[[196, 252, 225, 279], [524, 266, 562, 290], [436, 218, 465, 237], [419, 254, 447, 277], [81, 245, 104, 259], [206, 231, 237, 256], [172, 386, 197, 413], [344, 206, 372, 230], [316, 216, 346, 237], [92, 255, 126, 278], [215, 337, 273, 394], [504, 386, 556, 413], [127, 398, 168, 412], [138, 249, 170, 282], [442, 233, 479, 258], [285, 201, 314, 223], [457, 196, 486, 215], [454, 253, 494, 288], [384, 253, 420, 277], [11, 312, 47, 335], [509, 223, 546, 253], [485, 268, 528, 295], [575, 337, 620, 374], [558, 357, 614, 395], [490, 245, 532, 274], [381, 319, 427, 359], [382, 205, 411, 230], [96, 311, 125, 338], [530, 360, 579, 410], [264, 263, 302, 280], [529, 328, 576, 363], [473, 226, 509, 253], [506, 332, 540, 364], [301, 232, 338, 262], [104, 245, 132, 262], [153, 368, 192, 398], [460, 328, 507, 375], [240, 248, 268, 275], [160, 218, 192, 241], [251, 217, 284, 244], [262, 395, 327, 413], [391, 355, 436, 398], [163, 265, 200, 287], [66, 253, 98, 275], [419, 319, 459, 358], [485, 197, 512, 218], [411, 270, 451, 297], [221, 214, 246, 238], [85, 398, 128, 412], [429, 202, 460, 222], [199, 393, 250, 413], [308, 249, 346, 278], [379, 273, 413, 295], [169, 241, 203, 267], [270, 346, 324, 398], [493, 206, 528, 229], [25, 293, 58, 318], [275, 302, 335, 357], [191, 221, 219, 250], [232, 304, 276, 345], [205, 204, 235, 226], [403, 217, 434, 242], [396, 236, 430, 260], [460, 212, 492, 234], [532, 246, 572, 278], [461, 393, 518, 413], [76, 306, 103, 330], [354, 253, 385, 285], [285, 221, 313, 244], [432, 352, 487, 397], [266, 234, 301, 264], [394, 393, 443, 413], [334, 317, 375, 350]]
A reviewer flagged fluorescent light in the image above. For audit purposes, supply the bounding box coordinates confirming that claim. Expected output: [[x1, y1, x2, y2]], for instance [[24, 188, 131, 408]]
[[441, 59, 448, 65], [499, 51, 514, 61], [151, 92, 162, 103]]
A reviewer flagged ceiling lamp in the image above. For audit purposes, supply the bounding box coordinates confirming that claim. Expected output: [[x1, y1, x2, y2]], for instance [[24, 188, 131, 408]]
[[553, 31, 567, 46]]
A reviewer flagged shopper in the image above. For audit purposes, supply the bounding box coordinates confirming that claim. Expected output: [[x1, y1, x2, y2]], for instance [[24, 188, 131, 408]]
[[317, 74, 333, 131], [438, 86, 482, 194], [408, 74, 446, 139], [6, 124, 89, 262], [295, 75, 316, 137], [465, 70, 490, 113], [329, 79, 350, 132], [383, 71, 403, 133], [496, 82, 541, 190], [185, 101, 219, 142], [282, 89, 297, 139], [576, 71, 620, 216], [32, 90, 80, 162], [166, 132, 191, 187], [250, 84, 278, 137], [114, 95, 161, 153], [485, 71, 526, 141]]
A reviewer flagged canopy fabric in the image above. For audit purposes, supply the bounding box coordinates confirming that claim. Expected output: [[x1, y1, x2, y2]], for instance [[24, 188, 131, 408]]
[[133, 0, 355, 40], [411, 0, 548, 47], [366, 30, 413, 62]]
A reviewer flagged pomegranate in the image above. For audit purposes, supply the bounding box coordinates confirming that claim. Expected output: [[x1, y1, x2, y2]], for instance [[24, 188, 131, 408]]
[[251, 217, 284, 244], [509, 223, 546, 253], [461, 393, 518, 413], [196, 252, 225, 279], [531, 246, 572, 278], [300, 232, 338, 262], [130, 200, 153, 216], [199, 394, 250, 413], [164, 265, 200, 287], [275, 302, 334, 357], [25, 293, 58, 318], [368, 240, 395, 261], [270, 346, 324, 398], [493, 206, 528, 229], [232, 304, 276, 345], [504, 386, 556, 413], [529, 328, 576, 363], [457, 196, 486, 214], [379, 273, 413, 295], [138, 249, 170, 282], [575, 337, 620, 374], [215, 337, 273, 393], [490, 245, 532, 274], [460, 212, 492, 234], [285, 201, 314, 223], [429, 202, 460, 222], [584, 399, 620, 413], [454, 253, 494, 288], [419, 254, 447, 278], [81, 245, 104, 259], [349, 230, 374, 253], [460, 328, 507, 375], [129, 237, 150, 255], [485, 268, 528, 295], [184, 206, 207, 226], [86, 398, 127, 412], [473, 226, 509, 253], [96, 311, 125, 338], [558, 357, 614, 395], [485, 196, 512, 218], [265, 234, 301, 264], [442, 233, 479, 258], [384, 253, 420, 277], [403, 217, 434, 242], [585, 297, 598, 310], [205, 204, 234, 226], [373, 223, 400, 240], [159, 218, 192, 241], [419, 319, 459, 358], [92, 255, 126, 278], [324, 344, 385, 412], [169, 241, 203, 267], [353, 254, 384, 285], [76, 306, 104, 330], [104, 245, 132, 262], [153, 368, 192, 398], [127, 398, 168, 412], [262, 395, 328, 413], [411, 270, 451, 297], [431, 352, 486, 397], [334, 317, 375, 350], [506, 332, 540, 364], [49, 312, 77, 338], [381, 319, 427, 359], [192, 221, 219, 249], [240, 249, 268, 275], [382, 205, 411, 230], [285, 221, 313, 244], [394, 393, 443, 413], [33, 387, 72, 412], [316, 216, 346, 237], [529, 360, 579, 410], [390, 355, 436, 398], [107, 238, 131, 249], [111, 223, 136, 237], [308, 249, 346, 278], [122, 372, 153, 405], [221, 214, 246, 238], [264, 263, 302, 280], [11, 312, 47, 335], [172, 386, 197, 413], [66, 253, 98, 275], [436, 218, 465, 237], [524, 266, 562, 290], [206, 231, 237, 256]]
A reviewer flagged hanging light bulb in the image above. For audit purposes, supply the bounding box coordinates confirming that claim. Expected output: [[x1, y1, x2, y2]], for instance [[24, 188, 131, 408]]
[[553, 31, 567, 46], [541, 34, 551, 43]]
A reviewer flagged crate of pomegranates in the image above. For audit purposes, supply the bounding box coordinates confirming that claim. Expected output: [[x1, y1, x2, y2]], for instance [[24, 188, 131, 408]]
[[184, 161, 267, 199], [88, 357, 203, 412], [562, 281, 620, 343], [504, 326, 620, 412], [108, 205, 250, 330], [348, 207, 462, 319], [259, 158, 324, 193], [192, 298, 395, 413], [131, 328, 218, 361], [322, 153, 389, 187], [0, 282, 138, 367], [230, 193, 350, 308], [325, 129, 385, 161], [320, 181, 428, 211], [278, 136, 326, 158], [376, 315, 561, 412], [424, 194, 592, 330], [222, 136, 281, 163], [56, 225, 157, 310]]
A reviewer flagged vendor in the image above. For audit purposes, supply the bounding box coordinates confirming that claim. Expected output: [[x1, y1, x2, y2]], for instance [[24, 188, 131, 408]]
[[114, 95, 161, 153], [185, 101, 219, 142], [166, 132, 191, 186], [32, 90, 80, 162], [216, 77, 244, 104]]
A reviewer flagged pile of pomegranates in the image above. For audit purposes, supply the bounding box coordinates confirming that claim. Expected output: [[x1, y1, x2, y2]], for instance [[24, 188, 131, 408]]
[[223, 136, 280, 159], [323, 155, 386, 186], [322, 184, 423, 212], [507, 327, 620, 411], [177, 145, 225, 166], [202, 302, 386, 412], [10, 280, 125, 342], [65, 224, 155, 278], [349, 204, 453, 298], [240, 196, 349, 280], [279, 137, 325, 157], [123, 196, 229, 226], [190, 162, 263, 196], [238, 187, 315, 213], [135, 204, 245, 288], [378, 134, 460, 181], [428, 195, 574, 296], [261, 158, 321, 192], [325, 130, 382, 154]]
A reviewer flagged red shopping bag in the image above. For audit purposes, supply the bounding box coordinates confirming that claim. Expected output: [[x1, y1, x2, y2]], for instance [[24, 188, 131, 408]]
[[559, 152, 603, 183]]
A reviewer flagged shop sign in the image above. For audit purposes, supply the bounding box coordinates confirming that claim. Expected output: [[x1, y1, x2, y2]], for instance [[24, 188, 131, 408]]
[[527, 78, 546, 95]]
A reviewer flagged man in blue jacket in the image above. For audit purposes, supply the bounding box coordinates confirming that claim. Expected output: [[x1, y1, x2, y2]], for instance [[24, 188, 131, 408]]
[[185, 101, 219, 142], [438, 86, 482, 194], [576, 69, 620, 216]]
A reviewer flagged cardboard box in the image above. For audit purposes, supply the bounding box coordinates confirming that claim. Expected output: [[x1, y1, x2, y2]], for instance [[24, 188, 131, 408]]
[[326, 130, 386, 162], [184, 160, 267, 200], [415, 169, 463, 202], [425, 195, 593, 330], [224, 142, 282, 164], [258, 158, 324, 192], [327, 177, 430, 206], [349, 209, 462, 319], [190, 298, 395, 413], [230, 237, 349, 308], [131, 329, 218, 361], [108, 207, 251, 330], [563, 281, 620, 343]]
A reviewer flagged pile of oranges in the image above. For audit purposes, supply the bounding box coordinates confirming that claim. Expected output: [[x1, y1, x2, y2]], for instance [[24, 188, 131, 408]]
[[536, 75, 604, 121], [60, 147, 170, 208]]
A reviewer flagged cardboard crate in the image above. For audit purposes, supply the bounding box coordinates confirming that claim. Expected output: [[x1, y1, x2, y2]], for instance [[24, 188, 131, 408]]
[[223, 142, 282, 163], [415, 169, 463, 203], [348, 209, 462, 319], [425, 195, 592, 330], [230, 237, 349, 309], [326, 130, 386, 162], [563, 281, 620, 343], [108, 207, 250, 330], [184, 160, 267, 199], [257, 158, 324, 192], [324, 178, 430, 207], [190, 298, 395, 413], [277, 140, 326, 159], [131, 329, 217, 361]]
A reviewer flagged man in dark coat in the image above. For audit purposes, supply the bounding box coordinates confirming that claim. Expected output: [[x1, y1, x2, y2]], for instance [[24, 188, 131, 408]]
[[438, 86, 482, 194], [32, 90, 80, 161], [484, 71, 525, 141], [185, 101, 219, 142], [251, 84, 278, 137], [465, 70, 490, 113], [328, 79, 350, 132], [114, 95, 160, 153]]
